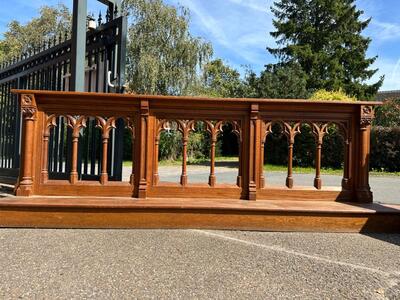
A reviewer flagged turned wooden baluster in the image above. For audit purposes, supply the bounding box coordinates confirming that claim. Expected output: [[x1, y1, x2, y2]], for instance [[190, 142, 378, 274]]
[[261, 122, 273, 188], [206, 121, 224, 187], [42, 114, 57, 182], [137, 100, 149, 198], [96, 117, 116, 185], [124, 117, 135, 185], [66, 116, 87, 184], [177, 120, 195, 186], [232, 121, 242, 187], [283, 121, 301, 188], [338, 123, 351, 190], [18, 94, 37, 196], [154, 119, 169, 185], [311, 123, 329, 190]]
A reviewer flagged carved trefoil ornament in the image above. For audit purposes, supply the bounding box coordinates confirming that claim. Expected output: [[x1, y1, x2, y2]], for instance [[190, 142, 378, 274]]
[[360, 105, 374, 128]]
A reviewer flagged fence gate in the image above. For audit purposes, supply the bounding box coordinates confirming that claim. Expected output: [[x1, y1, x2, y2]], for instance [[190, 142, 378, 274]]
[[0, 15, 127, 184]]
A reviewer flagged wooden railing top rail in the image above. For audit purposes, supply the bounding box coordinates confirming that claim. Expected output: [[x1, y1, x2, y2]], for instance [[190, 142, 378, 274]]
[[12, 89, 382, 106]]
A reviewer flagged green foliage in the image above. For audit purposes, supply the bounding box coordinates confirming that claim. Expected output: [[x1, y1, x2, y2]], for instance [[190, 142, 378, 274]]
[[374, 99, 400, 127], [123, 0, 213, 95], [268, 0, 383, 99], [309, 89, 356, 101], [265, 124, 344, 169], [189, 59, 257, 98], [189, 59, 243, 97], [159, 131, 182, 161], [256, 62, 309, 99], [0, 4, 71, 62], [370, 127, 400, 172]]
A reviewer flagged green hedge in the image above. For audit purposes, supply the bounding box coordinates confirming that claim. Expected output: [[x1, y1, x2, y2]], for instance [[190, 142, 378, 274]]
[[370, 127, 400, 172], [264, 125, 344, 169], [122, 124, 400, 172], [265, 126, 400, 172]]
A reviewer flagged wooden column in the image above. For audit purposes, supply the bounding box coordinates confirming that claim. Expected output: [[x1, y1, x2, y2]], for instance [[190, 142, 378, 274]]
[[244, 104, 261, 200], [209, 135, 217, 187], [206, 121, 222, 187], [153, 134, 160, 185], [97, 117, 116, 185], [153, 119, 168, 186], [181, 135, 188, 186], [356, 105, 374, 203], [340, 124, 351, 190], [17, 94, 37, 196], [260, 140, 265, 188], [67, 116, 87, 184], [177, 120, 194, 186], [42, 115, 57, 182], [284, 122, 301, 189], [312, 123, 328, 190], [260, 122, 271, 189], [100, 136, 109, 184], [232, 121, 242, 187], [136, 100, 149, 198]]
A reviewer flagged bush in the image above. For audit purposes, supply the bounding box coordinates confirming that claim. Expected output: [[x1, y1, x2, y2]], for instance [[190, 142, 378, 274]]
[[309, 89, 356, 101], [264, 125, 400, 172], [370, 127, 400, 172], [374, 99, 400, 127], [264, 124, 344, 169]]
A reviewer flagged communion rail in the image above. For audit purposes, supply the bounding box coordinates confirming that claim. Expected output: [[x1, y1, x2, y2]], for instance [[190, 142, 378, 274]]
[[13, 90, 380, 203]]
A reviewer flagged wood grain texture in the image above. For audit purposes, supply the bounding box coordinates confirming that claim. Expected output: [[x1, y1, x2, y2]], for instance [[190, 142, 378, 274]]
[[0, 197, 399, 232], [10, 89, 381, 204]]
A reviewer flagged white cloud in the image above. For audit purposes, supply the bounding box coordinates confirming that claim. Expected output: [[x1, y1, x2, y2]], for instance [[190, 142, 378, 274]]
[[178, 0, 230, 46], [369, 57, 400, 91], [226, 0, 272, 13], [369, 20, 400, 42], [170, 0, 274, 71]]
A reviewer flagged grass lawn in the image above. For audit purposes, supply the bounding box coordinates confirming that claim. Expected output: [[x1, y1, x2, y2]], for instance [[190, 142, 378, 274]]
[[123, 156, 400, 177]]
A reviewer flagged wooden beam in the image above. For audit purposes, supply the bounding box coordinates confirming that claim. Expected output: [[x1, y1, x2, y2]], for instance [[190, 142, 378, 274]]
[[0, 197, 399, 232]]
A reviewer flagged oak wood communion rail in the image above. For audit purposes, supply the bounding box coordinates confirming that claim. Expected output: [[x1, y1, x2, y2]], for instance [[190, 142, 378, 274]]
[[12, 90, 380, 203]]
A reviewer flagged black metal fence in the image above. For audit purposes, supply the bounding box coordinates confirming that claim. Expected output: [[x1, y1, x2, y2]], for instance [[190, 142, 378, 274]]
[[0, 15, 127, 183]]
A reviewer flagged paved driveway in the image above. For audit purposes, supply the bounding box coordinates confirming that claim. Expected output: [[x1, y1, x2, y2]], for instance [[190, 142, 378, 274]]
[[1, 168, 399, 299], [0, 229, 399, 299]]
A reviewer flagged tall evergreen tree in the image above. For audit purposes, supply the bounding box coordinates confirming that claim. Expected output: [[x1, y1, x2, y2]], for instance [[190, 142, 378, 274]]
[[268, 0, 383, 99]]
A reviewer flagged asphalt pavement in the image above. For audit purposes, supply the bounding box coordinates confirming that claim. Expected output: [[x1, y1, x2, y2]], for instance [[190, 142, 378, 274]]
[[1, 229, 399, 299], [1, 167, 399, 299]]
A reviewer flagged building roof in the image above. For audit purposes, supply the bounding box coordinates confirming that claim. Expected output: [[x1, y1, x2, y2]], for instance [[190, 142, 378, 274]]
[[376, 90, 400, 101]]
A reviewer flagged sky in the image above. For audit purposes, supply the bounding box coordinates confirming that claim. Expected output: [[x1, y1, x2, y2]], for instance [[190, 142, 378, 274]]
[[0, 0, 399, 91]]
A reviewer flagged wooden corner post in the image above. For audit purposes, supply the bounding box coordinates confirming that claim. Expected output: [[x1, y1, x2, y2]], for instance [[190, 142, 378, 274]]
[[243, 103, 261, 200], [17, 94, 37, 196], [356, 105, 374, 203], [135, 99, 150, 198]]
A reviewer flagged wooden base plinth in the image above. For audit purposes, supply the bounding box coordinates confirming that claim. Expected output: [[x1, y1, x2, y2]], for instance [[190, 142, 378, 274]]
[[0, 197, 399, 232]]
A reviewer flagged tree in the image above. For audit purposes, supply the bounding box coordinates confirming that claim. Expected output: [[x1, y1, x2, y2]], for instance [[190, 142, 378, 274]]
[[268, 0, 383, 99], [123, 0, 213, 95], [256, 62, 309, 99], [187, 59, 248, 97], [0, 4, 71, 62]]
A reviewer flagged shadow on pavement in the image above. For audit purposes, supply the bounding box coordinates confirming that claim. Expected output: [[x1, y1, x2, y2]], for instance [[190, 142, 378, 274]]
[[353, 202, 400, 245], [362, 233, 400, 246], [0, 184, 14, 198]]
